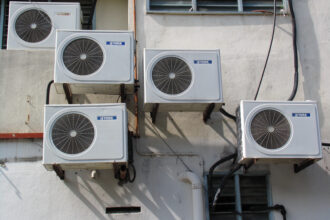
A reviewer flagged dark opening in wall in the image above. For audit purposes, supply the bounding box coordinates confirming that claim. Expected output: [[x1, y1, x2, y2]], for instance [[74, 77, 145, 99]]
[[105, 206, 141, 214], [207, 173, 271, 220]]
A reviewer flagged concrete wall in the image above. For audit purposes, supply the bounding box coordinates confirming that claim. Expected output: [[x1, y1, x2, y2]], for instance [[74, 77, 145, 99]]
[[0, 50, 66, 133], [1, 0, 330, 220], [95, 0, 128, 30]]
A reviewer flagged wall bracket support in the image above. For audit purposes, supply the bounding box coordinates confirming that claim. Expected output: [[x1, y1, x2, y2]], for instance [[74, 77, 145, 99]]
[[62, 83, 73, 104], [120, 84, 127, 103], [150, 104, 159, 124], [53, 164, 65, 180], [294, 159, 316, 173], [203, 103, 215, 123]]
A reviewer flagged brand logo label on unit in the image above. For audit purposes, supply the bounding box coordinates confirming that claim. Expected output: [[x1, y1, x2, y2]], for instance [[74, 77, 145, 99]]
[[106, 41, 125, 46], [194, 60, 212, 64], [97, 116, 117, 120], [292, 113, 311, 117], [56, 12, 71, 16]]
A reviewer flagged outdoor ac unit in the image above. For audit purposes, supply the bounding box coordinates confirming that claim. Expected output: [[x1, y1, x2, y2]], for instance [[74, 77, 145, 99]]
[[7, 1, 81, 50], [43, 104, 128, 171], [236, 100, 322, 164], [144, 49, 223, 112], [54, 30, 135, 95]]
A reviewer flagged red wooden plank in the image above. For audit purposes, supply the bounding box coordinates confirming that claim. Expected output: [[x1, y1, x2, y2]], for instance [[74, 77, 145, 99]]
[[0, 133, 43, 139]]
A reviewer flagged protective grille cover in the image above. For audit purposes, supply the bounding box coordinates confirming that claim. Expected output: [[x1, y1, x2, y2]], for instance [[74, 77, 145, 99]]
[[7, 2, 81, 50], [51, 113, 95, 154], [43, 104, 128, 170], [15, 9, 52, 43], [63, 38, 104, 76], [152, 57, 192, 95], [250, 109, 291, 149], [237, 100, 322, 163], [144, 49, 223, 107]]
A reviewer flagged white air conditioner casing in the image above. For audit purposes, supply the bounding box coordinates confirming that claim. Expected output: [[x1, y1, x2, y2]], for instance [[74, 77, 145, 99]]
[[7, 1, 81, 50], [43, 104, 128, 170], [144, 49, 223, 112], [54, 30, 135, 95], [237, 100, 322, 164]]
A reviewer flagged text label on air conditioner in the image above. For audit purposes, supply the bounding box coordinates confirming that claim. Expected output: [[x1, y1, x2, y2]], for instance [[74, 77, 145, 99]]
[[193, 60, 212, 64], [292, 113, 311, 117], [97, 116, 117, 120], [106, 41, 125, 46], [56, 12, 71, 16]]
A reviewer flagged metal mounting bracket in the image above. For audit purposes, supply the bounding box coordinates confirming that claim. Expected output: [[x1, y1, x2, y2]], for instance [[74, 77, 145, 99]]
[[150, 104, 159, 124], [294, 159, 316, 173], [53, 164, 65, 180], [120, 84, 127, 103], [203, 103, 215, 123], [243, 159, 256, 173], [62, 83, 73, 104]]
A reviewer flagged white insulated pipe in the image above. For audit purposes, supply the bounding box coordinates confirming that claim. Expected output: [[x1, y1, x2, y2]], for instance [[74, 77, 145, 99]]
[[179, 171, 205, 220]]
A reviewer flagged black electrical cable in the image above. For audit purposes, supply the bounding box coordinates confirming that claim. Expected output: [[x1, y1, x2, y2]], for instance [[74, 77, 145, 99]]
[[322, 142, 330, 147], [220, 107, 237, 122], [250, 204, 287, 220], [46, 80, 54, 105], [254, 0, 277, 100], [287, 0, 299, 101], [208, 152, 237, 197], [268, 204, 287, 220], [211, 164, 243, 210], [128, 163, 136, 183]]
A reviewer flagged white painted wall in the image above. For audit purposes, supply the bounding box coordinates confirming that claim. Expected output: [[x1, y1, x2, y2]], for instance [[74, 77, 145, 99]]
[[0, 50, 66, 133], [1, 0, 330, 219], [95, 0, 128, 30]]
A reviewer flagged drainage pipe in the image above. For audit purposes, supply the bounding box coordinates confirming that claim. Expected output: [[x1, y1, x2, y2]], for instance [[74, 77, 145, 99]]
[[179, 171, 205, 220]]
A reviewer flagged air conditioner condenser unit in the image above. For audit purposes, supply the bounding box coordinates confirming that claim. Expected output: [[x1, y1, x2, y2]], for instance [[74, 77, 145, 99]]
[[43, 103, 128, 170], [54, 30, 135, 95], [236, 100, 322, 164], [7, 1, 81, 50], [144, 49, 223, 112]]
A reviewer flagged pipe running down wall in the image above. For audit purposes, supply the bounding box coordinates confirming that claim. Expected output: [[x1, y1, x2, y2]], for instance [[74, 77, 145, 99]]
[[179, 171, 205, 220]]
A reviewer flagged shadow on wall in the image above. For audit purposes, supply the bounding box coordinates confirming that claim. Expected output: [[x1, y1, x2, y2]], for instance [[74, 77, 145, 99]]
[[63, 155, 201, 220], [138, 111, 237, 154], [270, 161, 330, 220], [0, 167, 22, 199], [295, 1, 323, 126]]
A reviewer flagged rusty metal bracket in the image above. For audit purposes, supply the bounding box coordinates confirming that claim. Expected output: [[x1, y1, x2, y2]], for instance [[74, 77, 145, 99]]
[[150, 104, 159, 124], [203, 103, 215, 123], [53, 164, 65, 180], [294, 159, 316, 173], [63, 83, 73, 104]]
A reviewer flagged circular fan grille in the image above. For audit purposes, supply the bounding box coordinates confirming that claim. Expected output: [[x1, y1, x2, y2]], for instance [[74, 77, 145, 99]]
[[152, 57, 192, 95], [250, 109, 291, 149], [51, 113, 95, 155], [63, 38, 104, 75], [15, 9, 52, 43]]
